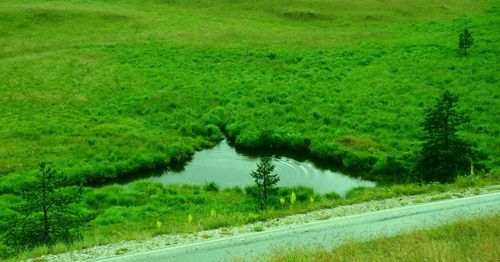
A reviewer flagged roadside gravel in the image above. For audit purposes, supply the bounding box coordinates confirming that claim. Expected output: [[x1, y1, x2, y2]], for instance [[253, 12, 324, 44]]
[[34, 185, 500, 262]]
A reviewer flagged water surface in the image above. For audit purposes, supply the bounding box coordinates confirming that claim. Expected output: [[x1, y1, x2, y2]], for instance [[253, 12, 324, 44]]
[[150, 140, 375, 196]]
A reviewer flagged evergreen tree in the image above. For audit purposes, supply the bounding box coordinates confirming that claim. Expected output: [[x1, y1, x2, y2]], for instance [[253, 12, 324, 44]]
[[416, 90, 479, 183], [250, 158, 280, 209], [3, 163, 90, 249], [459, 29, 473, 56]]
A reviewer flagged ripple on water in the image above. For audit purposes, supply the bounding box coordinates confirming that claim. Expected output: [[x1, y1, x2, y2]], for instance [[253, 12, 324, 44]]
[[150, 140, 375, 196]]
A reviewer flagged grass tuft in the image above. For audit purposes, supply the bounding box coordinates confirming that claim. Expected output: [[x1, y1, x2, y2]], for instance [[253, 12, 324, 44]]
[[266, 215, 500, 262]]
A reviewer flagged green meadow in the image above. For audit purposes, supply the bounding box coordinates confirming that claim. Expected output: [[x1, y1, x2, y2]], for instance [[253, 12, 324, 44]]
[[0, 0, 499, 187], [0, 0, 499, 258]]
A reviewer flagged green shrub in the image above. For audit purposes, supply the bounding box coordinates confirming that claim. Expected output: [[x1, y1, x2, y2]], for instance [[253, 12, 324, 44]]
[[345, 187, 374, 201], [93, 207, 129, 226], [227, 186, 243, 194], [325, 192, 341, 200], [276, 186, 314, 202], [203, 182, 220, 193], [160, 195, 188, 205], [0, 241, 15, 259], [342, 152, 377, 172]]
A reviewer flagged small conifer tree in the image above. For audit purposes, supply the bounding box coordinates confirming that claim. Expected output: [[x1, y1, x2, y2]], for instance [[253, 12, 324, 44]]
[[459, 29, 473, 56], [3, 163, 90, 249], [250, 158, 280, 209], [416, 90, 480, 183]]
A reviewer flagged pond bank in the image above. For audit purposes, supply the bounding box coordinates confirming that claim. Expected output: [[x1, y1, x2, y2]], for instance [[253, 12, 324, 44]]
[[148, 139, 375, 196]]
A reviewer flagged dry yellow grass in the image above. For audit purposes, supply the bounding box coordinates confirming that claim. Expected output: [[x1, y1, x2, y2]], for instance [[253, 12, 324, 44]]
[[267, 215, 500, 262]]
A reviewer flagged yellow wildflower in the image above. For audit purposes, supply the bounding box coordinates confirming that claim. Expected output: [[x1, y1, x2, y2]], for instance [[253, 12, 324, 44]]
[[279, 197, 285, 205]]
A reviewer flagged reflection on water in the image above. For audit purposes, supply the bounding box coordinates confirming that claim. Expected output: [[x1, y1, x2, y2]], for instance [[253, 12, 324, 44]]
[[150, 140, 375, 196]]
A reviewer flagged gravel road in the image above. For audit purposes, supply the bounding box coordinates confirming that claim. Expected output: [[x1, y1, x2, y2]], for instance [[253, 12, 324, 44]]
[[94, 191, 500, 262], [37, 187, 500, 262]]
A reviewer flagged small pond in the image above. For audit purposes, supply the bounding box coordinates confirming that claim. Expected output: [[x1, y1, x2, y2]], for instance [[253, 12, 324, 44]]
[[150, 140, 375, 196]]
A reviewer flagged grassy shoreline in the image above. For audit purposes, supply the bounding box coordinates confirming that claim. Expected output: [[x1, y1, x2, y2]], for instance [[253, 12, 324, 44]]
[[2, 177, 498, 260]]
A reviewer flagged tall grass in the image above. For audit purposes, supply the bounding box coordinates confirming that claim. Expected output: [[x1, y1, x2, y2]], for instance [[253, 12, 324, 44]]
[[0, 0, 498, 188], [266, 215, 500, 262]]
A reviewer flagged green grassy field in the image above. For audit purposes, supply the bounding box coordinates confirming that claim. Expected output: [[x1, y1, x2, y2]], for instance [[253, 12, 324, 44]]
[[0, 0, 499, 258], [266, 214, 500, 262], [0, 0, 499, 188]]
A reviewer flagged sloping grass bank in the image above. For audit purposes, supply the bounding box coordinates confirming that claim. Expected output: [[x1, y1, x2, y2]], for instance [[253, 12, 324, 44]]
[[1, 176, 497, 260]]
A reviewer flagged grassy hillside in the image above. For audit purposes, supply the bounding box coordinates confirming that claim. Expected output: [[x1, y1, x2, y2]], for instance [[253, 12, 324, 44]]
[[266, 215, 500, 262], [0, 0, 499, 187]]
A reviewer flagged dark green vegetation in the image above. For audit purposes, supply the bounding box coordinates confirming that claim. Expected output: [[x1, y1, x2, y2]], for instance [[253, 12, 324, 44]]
[[266, 215, 500, 262], [0, 0, 499, 190], [0, 163, 90, 254], [250, 158, 280, 209], [416, 90, 483, 183], [459, 29, 474, 56]]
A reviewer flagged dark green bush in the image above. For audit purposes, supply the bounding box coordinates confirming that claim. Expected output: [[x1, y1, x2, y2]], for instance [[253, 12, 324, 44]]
[[159, 195, 188, 205], [0, 241, 15, 259], [342, 152, 377, 172], [225, 186, 243, 194], [277, 186, 314, 202], [325, 192, 341, 200], [245, 185, 259, 198], [203, 181, 220, 192], [293, 186, 314, 201]]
